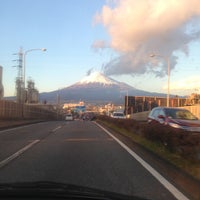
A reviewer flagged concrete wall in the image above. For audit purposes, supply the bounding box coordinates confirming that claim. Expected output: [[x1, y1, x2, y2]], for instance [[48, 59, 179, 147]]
[[132, 111, 150, 121], [0, 100, 60, 120], [0, 66, 4, 99], [182, 105, 200, 119]]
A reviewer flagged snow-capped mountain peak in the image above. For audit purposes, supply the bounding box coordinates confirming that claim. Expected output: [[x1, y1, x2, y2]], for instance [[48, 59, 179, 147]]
[[77, 71, 118, 85], [39, 71, 166, 104]]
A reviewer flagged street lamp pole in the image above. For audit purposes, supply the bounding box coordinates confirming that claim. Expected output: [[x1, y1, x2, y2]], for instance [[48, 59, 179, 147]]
[[167, 58, 170, 107], [150, 54, 170, 107], [23, 48, 46, 102], [126, 90, 128, 117]]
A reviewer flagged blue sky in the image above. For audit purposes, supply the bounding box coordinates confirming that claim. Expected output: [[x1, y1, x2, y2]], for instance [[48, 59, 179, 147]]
[[1, 0, 200, 97]]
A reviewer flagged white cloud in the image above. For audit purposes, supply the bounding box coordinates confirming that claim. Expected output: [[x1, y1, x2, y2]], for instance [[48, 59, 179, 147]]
[[163, 75, 200, 94], [91, 40, 109, 50], [93, 0, 200, 77]]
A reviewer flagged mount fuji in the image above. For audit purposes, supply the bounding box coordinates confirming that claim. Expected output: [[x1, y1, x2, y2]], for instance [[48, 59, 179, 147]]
[[39, 72, 165, 104]]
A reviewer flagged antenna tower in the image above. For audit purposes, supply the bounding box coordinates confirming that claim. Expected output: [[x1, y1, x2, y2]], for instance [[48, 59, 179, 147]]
[[13, 47, 24, 103]]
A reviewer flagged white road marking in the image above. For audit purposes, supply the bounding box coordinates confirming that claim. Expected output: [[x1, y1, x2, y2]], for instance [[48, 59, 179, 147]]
[[0, 124, 62, 167], [0, 140, 40, 169], [0, 122, 48, 134], [95, 122, 190, 200], [0, 124, 36, 133], [52, 126, 62, 133]]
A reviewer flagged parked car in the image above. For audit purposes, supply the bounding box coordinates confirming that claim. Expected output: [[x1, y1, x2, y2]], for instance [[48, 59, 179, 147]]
[[65, 114, 74, 121], [111, 112, 126, 119], [148, 107, 200, 132]]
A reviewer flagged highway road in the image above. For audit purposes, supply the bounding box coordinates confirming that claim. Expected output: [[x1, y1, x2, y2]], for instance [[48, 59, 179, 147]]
[[0, 120, 190, 200]]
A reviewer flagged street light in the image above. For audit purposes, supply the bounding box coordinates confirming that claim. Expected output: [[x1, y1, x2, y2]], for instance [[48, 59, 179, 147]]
[[125, 90, 128, 117], [23, 48, 46, 102], [150, 53, 170, 107]]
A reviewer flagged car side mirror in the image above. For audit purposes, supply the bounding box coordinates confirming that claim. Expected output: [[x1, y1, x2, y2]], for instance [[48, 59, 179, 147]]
[[157, 115, 165, 124], [158, 115, 165, 119]]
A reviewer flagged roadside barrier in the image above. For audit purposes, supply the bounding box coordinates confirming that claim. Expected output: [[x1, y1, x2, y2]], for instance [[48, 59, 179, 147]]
[[0, 100, 60, 120]]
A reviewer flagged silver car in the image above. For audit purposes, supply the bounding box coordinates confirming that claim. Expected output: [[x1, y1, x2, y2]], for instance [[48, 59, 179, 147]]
[[111, 112, 126, 119], [65, 114, 74, 121], [148, 107, 200, 132]]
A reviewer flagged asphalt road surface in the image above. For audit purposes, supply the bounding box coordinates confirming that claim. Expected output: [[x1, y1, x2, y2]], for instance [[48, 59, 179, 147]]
[[0, 120, 190, 200]]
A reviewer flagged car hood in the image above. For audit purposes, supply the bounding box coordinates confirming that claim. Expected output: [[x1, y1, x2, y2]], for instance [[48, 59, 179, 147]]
[[170, 118, 200, 127], [0, 181, 150, 200]]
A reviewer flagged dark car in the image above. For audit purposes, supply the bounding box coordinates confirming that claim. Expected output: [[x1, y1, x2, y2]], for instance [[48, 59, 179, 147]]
[[82, 112, 96, 121], [148, 107, 200, 132]]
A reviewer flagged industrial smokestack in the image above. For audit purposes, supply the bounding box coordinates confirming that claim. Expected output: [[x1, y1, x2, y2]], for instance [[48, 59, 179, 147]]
[[0, 66, 4, 99]]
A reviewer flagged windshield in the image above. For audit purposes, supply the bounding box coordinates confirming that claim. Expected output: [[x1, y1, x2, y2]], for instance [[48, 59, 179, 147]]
[[165, 108, 198, 120], [1, 1, 200, 200]]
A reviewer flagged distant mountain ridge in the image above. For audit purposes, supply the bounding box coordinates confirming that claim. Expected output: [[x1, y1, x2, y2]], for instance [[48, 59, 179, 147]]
[[39, 72, 166, 104]]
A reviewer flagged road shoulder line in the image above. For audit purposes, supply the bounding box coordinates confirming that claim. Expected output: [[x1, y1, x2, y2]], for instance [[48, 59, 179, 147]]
[[95, 122, 190, 200]]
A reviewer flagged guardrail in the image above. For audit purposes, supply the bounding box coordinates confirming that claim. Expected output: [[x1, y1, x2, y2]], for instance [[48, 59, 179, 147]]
[[132, 111, 150, 121]]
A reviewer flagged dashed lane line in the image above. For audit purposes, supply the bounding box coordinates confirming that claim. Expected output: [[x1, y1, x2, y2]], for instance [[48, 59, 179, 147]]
[[0, 140, 40, 169], [0, 125, 63, 168], [0, 124, 38, 133], [52, 126, 62, 133]]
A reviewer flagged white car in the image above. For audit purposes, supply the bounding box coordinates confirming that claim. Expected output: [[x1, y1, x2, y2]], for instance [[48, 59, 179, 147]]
[[111, 112, 126, 119], [65, 114, 74, 121]]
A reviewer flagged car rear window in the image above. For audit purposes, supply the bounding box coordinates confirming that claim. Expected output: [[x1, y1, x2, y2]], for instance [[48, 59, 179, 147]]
[[113, 113, 124, 116]]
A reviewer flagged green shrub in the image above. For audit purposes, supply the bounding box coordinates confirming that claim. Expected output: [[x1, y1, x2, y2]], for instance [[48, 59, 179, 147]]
[[97, 115, 200, 162], [141, 123, 200, 162]]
